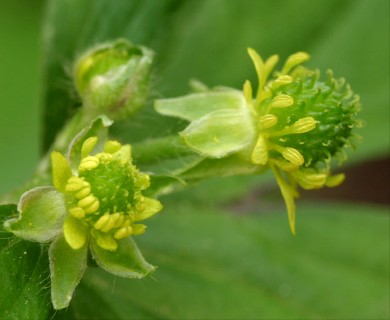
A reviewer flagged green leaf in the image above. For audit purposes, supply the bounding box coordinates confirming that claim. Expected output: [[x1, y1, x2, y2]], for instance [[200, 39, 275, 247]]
[[54, 202, 389, 319], [3, 187, 67, 243], [90, 237, 156, 278], [0, 204, 52, 319], [49, 235, 88, 310]]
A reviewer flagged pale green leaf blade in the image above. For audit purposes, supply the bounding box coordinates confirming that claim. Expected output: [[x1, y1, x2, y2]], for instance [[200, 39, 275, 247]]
[[0, 204, 52, 319]]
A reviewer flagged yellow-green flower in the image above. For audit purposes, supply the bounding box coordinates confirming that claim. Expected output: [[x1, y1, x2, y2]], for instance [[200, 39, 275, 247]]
[[3, 117, 162, 309], [52, 135, 161, 251], [155, 48, 361, 234]]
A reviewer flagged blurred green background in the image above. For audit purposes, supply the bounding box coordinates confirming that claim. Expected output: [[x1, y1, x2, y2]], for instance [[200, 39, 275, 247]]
[[0, 1, 389, 319], [0, 0, 44, 195]]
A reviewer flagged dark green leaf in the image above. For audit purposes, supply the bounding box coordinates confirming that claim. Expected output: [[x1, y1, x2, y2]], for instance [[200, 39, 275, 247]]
[[54, 202, 389, 319], [0, 204, 52, 319]]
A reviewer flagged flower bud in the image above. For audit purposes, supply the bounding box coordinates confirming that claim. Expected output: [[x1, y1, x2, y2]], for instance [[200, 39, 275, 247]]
[[74, 39, 154, 120]]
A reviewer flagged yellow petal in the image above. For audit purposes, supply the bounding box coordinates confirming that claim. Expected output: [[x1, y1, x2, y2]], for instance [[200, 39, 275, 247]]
[[325, 173, 345, 187], [251, 134, 268, 165], [272, 166, 299, 235], [63, 215, 87, 249], [133, 198, 163, 222], [51, 152, 72, 192], [243, 80, 253, 104], [104, 140, 122, 154], [281, 52, 310, 75], [81, 136, 98, 158]]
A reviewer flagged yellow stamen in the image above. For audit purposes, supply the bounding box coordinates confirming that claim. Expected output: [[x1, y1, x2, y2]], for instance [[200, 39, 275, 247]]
[[77, 195, 97, 208], [112, 214, 125, 228], [271, 145, 304, 166], [258, 114, 278, 129], [114, 226, 133, 239], [81, 136, 98, 158], [289, 117, 316, 134], [104, 140, 122, 154], [94, 214, 110, 230], [270, 117, 317, 137], [65, 177, 88, 192], [79, 156, 99, 171], [83, 199, 100, 214], [100, 219, 115, 233], [271, 94, 294, 108], [69, 207, 85, 219], [74, 186, 91, 199]]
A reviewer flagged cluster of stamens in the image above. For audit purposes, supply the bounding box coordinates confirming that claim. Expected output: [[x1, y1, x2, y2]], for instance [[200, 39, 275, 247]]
[[245, 50, 317, 172], [63, 136, 160, 250], [242, 48, 360, 233]]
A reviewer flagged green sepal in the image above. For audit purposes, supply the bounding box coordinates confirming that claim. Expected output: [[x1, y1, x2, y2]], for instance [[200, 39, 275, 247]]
[[181, 109, 255, 158], [3, 187, 67, 242], [68, 115, 113, 172], [90, 237, 156, 278], [155, 90, 246, 121], [49, 235, 88, 310]]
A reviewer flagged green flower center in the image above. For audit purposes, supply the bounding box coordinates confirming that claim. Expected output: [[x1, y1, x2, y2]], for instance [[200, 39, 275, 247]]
[[246, 50, 361, 171], [62, 137, 160, 251], [264, 68, 360, 167]]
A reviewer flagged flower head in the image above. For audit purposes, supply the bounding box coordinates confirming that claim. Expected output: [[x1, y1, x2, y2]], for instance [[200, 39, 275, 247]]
[[245, 49, 361, 233], [52, 135, 161, 251], [155, 48, 361, 234], [3, 117, 162, 309]]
